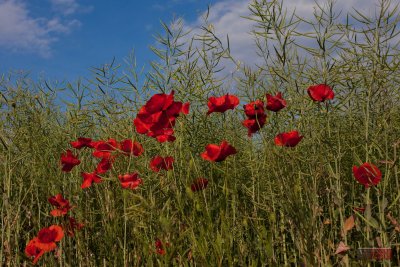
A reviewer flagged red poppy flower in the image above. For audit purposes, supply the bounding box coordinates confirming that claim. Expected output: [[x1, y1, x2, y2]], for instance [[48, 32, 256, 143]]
[[149, 125, 177, 143], [66, 217, 84, 237], [266, 92, 287, 112], [307, 84, 334, 102], [352, 163, 382, 188], [118, 173, 143, 190], [35, 225, 64, 252], [120, 139, 144, 156], [207, 94, 240, 115], [150, 156, 174, 172], [95, 156, 114, 174], [140, 91, 175, 114], [135, 116, 177, 142], [133, 91, 189, 142], [81, 171, 103, 189], [242, 100, 267, 136], [135, 112, 176, 138], [191, 178, 209, 192], [242, 114, 267, 137], [48, 193, 73, 217], [155, 238, 166, 255], [155, 133, 176, 143], [70, 137, 94, 149], [182, 102, 190, 115], [274, 131, 303, 147], [201, 140, 237, 162], [25, 238, 45, 265], [60, 150, 80, 172], [243, 100, 265, 117], [92, 139, 119, 158]]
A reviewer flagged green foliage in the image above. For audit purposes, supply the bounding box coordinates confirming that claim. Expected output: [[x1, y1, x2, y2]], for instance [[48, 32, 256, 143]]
[[1, 0, 400, 265]]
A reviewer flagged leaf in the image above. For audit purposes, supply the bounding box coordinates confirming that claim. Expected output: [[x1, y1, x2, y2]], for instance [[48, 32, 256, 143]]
[[380, 197, 388, 211], [344, 215, 355, 234], [335, 241, 350, 255], [356, 214, 381, 230], [265, 232, 274, 258], [367, 217, 380, 230]]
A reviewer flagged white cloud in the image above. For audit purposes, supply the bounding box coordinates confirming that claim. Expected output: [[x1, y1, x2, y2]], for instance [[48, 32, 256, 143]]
[[0, 0, 81, 57], [50, 0, 93, 16], [50, 0, 79, 15], [46, 17, 81, 33], [197, 0, 255, 62], [181, 0, 398, 75], [179, 0, 256, 77]]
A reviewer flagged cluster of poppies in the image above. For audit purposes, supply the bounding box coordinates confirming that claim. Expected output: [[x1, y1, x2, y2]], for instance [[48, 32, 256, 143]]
[[25, 194, 83, 264], [61, 137, 145, 189], [205, 92, 298, 143], [241, 92, 286, 136], [242, 99, 267, 136], [26, 83, 384, 263], [203, 85, 327, 144]]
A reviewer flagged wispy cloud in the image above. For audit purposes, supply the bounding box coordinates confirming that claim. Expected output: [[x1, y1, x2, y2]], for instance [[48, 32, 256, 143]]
[[50, 0, 79, 15], [181, 0, 257, 76], [203, 0, 255, 64], [50, 0, 93, 16], [0, 0, 83, 57], [182, 0, 397, 74], [47, 17, 81, 33]]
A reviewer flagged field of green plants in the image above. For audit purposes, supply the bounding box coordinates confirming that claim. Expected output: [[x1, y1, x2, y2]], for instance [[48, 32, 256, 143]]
[[1, 0, 400, 266]]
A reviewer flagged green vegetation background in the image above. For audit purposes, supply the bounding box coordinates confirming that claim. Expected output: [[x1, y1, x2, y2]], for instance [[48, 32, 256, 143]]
[[1, 0, 400, 265]]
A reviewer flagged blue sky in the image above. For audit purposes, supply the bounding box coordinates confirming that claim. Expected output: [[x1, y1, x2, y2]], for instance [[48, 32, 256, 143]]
[[0, 0, 389, 83], [0, 0, 218, 81]]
